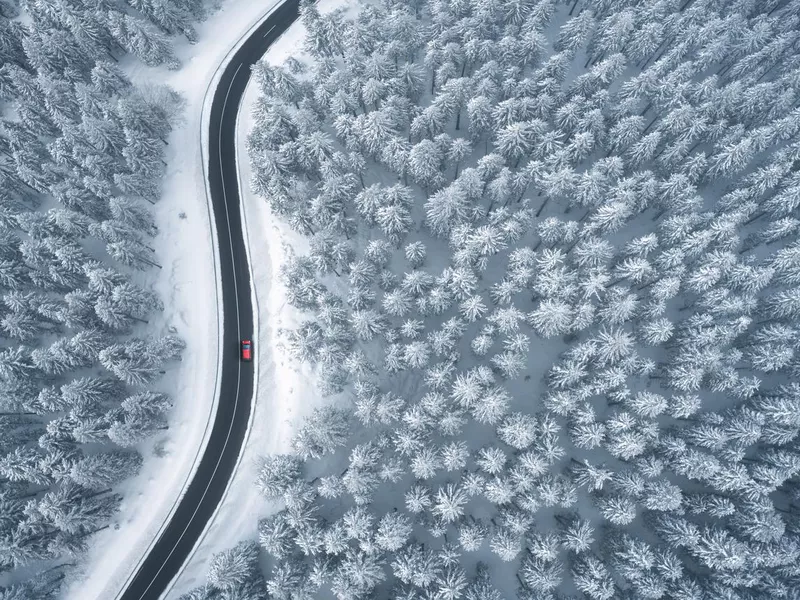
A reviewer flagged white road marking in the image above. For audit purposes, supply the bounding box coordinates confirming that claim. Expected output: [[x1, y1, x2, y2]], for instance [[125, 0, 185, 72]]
[[136, 60, 246, 600], [263, 25, 276, 37]]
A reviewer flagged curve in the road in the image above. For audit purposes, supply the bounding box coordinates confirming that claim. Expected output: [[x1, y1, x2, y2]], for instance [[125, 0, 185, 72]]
[[119, 2, 300, 598]]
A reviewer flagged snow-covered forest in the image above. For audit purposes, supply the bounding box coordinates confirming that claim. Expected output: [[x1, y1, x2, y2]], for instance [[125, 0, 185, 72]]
[[0, 0, 201, 595], [183, 0, 800, 598]]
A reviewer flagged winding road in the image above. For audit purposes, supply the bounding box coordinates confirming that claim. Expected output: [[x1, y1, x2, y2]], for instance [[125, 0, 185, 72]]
[[119, 1, 300, 598]]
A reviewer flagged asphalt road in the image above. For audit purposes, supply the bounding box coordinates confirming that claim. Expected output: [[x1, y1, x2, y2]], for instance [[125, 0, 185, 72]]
[[119, 2, 300, 598]]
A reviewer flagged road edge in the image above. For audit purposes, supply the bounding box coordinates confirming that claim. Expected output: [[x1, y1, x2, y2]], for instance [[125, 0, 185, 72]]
[[112, 5, 285, 599], [159, 3, 286, 597], [110, 31, 231, 600]]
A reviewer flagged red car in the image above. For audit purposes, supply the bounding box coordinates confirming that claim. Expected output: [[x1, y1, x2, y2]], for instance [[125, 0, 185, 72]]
[[241, 339, 252, 361]]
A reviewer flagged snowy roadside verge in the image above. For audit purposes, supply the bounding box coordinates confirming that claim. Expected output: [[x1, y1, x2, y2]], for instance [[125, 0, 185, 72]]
[[159, 4, 277, 596], [59, 2, 287, 599], [167, 2, 349, 594]]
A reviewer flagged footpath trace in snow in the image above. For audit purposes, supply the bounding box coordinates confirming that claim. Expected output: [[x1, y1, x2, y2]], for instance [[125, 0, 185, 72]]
[[119, 1, 300, 598]]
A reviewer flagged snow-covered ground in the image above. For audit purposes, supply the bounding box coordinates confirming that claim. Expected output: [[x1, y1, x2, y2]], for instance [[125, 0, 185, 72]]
[[64, 2, 358, 597], [60, 2, 290, 598], [167, 2, 351, 594]]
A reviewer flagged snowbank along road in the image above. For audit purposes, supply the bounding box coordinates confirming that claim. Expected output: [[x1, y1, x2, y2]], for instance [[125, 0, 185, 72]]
[[119, 1, 301, 598]]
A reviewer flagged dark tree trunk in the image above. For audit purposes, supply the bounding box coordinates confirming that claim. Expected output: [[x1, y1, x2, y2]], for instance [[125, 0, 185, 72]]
[[744, 211, 766, 226], [642, 116, 659, 134], [536, 196, 549, 217], [79, 524, 110, 539], [86, 488, 114, 499], [642, 36, 673, 70]]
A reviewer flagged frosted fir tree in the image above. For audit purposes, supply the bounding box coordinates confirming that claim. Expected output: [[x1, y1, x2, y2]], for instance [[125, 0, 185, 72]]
[[374, 511, 413, 552], [68, 451, 142, 490], [108, 197, 157, 236], [145, 0, 199, 43], [120, 391, 172, 418], [106, 239, 161, 270], [207, 541, 267, 596], [106, 411, 161, 447], [255, 454, 303, 499], [37, 481, 121, 536], [108, 13, 180, 69], [23, 27, 91, 75], [257, 511, 294, 561], [98, 336, 182, 386]]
